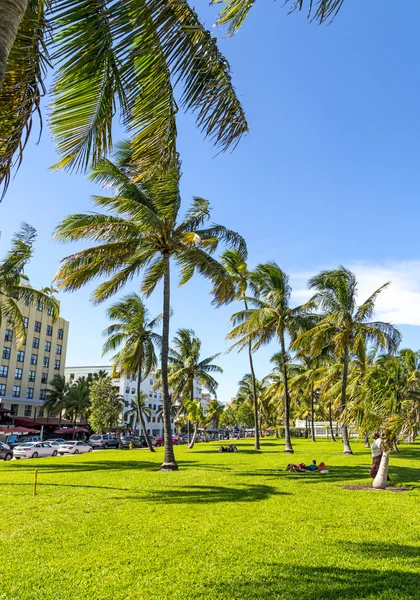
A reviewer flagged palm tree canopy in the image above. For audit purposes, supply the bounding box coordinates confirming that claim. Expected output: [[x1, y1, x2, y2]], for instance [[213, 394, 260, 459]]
[[103, 292, 162, 380], [213, 247, 249, 305], [54, 144, 245, 305], [0, 0, 248, 196], [43, 373, 69, 415], [0, 223, 59, 345]]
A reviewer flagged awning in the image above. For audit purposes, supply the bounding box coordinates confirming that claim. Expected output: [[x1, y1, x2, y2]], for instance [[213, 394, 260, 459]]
[[54, 427, 89, 434], [0, 426, 40, 434], [0, 408, 11, 414]]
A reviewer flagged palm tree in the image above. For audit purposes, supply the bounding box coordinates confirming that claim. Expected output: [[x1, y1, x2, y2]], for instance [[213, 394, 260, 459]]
[[0, 223, 58, 345], [0, 0, 247, 197], [236, 374, 268, 436], [217, 249, 261, 450], [54, 146, 244, 470], [206, 399, 225, 433], [293, 267, 401, 454], [43, 374, 69, 424], [66, 377, 90, 425], [185, 400, 205, 449], [102, 293, 161, 453], [124, 391, 152, 433], [227, 263, 313, 454]]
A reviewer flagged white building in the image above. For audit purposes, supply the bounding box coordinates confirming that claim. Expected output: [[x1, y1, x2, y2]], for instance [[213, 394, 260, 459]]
[[65, 366, 203, 436]]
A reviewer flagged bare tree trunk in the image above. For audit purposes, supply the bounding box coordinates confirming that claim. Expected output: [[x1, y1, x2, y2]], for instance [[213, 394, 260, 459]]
[[280, 333, 293, 454], [341, 348, 353, 454], [244, 298, 260, 451], [160, 252, 177, 470], [310, 383, 316, 442], [329, 402, 336, 442], [137, 366, 155, 452], [364, 432, 370, 448], [188, 423, 198, 449], [0, 0, 28, 86], [372, 451, 390, 489]]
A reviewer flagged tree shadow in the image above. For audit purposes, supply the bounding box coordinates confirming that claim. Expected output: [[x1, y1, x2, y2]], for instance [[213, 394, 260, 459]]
[[207, 563, 419, 599], [0, 482, 129, 491], [112, 483, 288, 504], [0, 459, 160, 474], [335, 540, 420, 561]]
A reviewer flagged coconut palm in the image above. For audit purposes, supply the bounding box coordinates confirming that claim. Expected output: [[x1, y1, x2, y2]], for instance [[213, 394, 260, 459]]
[[227, 263, 313, 454], [102, 293, 162, 453], [66, 377, 91, 425], [0, 223, 58, 345], [0, 0, 247, 197], [292, 267, 401, 454], [185, 399, 205, 449], [236, 373, 269, 434], [217, 249, 261, 450], [206, 399, 225, 432], [54, 146, 244, 470], [43, 373, 69, 425], [124, 391, 152, 433]]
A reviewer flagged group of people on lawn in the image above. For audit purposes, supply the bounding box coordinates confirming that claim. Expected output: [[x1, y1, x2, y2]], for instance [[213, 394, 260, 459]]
[[286, 460, 328, 473]]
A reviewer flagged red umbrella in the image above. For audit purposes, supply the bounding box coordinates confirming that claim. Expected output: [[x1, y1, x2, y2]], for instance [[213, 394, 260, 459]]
[[73, 427, 89, 433], [0, 407, 11, 414], [53, 428, 73, 435]]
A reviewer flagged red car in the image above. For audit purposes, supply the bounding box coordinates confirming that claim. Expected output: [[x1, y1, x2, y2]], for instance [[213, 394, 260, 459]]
[[153, 435, 181, 447]]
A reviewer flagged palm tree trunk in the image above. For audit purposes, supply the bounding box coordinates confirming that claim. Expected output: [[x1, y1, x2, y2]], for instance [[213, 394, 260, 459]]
[[329, 402, 336, 442], [310, 383, 316, 442], [188, 423, 198, 449], [280, 332, 293, 454], [0, 0, 28, 86], [341, 348, 353, 454], [364, 432, 370, 448], [187, 384, 194, 444], [372, 451, 390, 489], [244, 299, 260, 451], [137, 366, 155, 453], [160, 252, 177, 470]]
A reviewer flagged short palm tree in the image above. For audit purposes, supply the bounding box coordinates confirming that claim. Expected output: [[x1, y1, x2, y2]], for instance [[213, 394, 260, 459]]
[[43, 374, 69, 425], [236, 374, 268, 435], [0, 0, 247, 196], [206, 399, 225, 432], [66, 377, 90, 425], [102, 293, 162, 453], [184, 400, 205, 449], [292, 267, 401, 454], [217, 249, 261, 450], [228, 262, 313, 454], [0, 223, 58, 345], [54, 146, 244, 470], [124, 392, 152, 433]]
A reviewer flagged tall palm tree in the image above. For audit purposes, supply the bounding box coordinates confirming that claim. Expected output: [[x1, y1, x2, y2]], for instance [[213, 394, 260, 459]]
[[206, 399, 225, 433], [185, 399, 205, 449], [217, 249, 261, 450], [43, 373, 69, 425], [236, 374, 269, 435], [102, 293, 161, 453], [227, 262, 313, 454], [0, 0, 247, 197], [292, 267, 401, 454], [66, 377, 90, 425], [54, 146, 244, 470], [0, 223, 58, 345]]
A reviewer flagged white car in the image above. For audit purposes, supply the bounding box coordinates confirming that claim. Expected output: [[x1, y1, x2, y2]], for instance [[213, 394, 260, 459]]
[[13, 442, 58, 459], [58, 441, 93, 455]]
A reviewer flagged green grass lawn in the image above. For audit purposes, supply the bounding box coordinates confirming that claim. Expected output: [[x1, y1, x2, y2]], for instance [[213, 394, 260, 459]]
[[0, 439, 419, 600]]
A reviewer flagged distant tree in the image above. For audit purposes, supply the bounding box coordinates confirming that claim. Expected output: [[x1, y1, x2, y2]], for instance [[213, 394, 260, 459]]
[[89, 378, 123, 433], [43, 374, 69, 425], [206, 399, 225, 431], [66, 377, 91, 425], [185, 400, 205, 449]]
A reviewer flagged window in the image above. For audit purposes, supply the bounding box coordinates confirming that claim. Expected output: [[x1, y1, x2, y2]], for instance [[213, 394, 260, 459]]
[[124, 401, 129, 408], [46, 325, 53, 337], [39, 390, 47, 400], [152, 417, 156, 423], [44, 341, 51, 352], [4, 329, 12, 342], [28, 371, 36, 382], [2, 347, 10, 360], [10, 404, 18, 415], [31, 354, 38, 366], [150, 379, 153, 385], [37, 301, 43, 312], [0, 383, 6, 396], [32, 337, 40, 349], [56, 344, 62, 355], [17, 350, 25, 362], [26, 388, 34, 400], [149, 393, 152, 397], [69, 373, 74, 380], [38, 408, 44, 418], [131, 388, 135, 394], [23, 317, 29, 328], [41, 372, 48, 384], [43, 357, 50, 368], [12, 386, 21, 398], [125, 386, 130, 394], [54, 359, 60, 370], [0, 366, 9, 378], [154, 393, 157, 398], [148, 403, 152, 409], [24, 403, 32, 415], [24, 296, 30, 306], [48, 306, 54, 316], [15, 368, 23, 380], [34, 321, 41, 333], [58, 328, 63, 340]]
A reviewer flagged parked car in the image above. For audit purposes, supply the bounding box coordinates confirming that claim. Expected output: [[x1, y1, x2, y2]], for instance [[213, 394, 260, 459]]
[[153, 435, 182, 447], [119, 436, 143, 449], [7, 435, 42, 449], [58, 441, 93, 455], [88, 434, 119, 449], [45, 438, 67, 445], [0, 442, 13, 461], [13, 442, 58, 459]]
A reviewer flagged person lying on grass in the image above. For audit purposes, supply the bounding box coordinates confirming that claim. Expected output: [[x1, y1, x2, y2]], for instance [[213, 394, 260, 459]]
[[286, 461, 329, 473], [218, 445, 239, 453]]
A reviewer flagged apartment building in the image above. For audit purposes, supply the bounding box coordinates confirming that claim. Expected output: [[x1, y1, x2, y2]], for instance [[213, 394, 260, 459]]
[[0, 297, 69, 419], [65, 365, 203, 436]]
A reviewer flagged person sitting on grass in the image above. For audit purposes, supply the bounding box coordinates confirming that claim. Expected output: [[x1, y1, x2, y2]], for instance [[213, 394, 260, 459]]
[[305, 460, 318, 471], [286, 463, 307, 472]]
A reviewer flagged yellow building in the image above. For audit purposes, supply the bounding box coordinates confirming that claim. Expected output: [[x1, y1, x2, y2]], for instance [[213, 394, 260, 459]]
[[0, 296, 69, 419]]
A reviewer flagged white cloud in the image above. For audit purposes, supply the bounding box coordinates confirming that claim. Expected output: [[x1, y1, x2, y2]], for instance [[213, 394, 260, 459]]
[[290, 261, 420, 327]]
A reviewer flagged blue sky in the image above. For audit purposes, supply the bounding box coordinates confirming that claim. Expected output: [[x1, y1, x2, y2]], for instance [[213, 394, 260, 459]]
[[2, 0, 420, 402]]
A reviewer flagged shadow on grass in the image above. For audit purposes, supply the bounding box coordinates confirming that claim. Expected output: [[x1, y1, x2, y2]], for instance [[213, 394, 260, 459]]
[[112, 483, 287, 504], [207, 563, 419, 599], [0, 459, 160, 474], [0, 482, 130, 491], [336, 541, 420, 561]]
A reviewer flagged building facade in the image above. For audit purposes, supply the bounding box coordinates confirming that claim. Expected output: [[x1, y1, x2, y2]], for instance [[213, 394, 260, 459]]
[[0, 298, 69, 419]]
